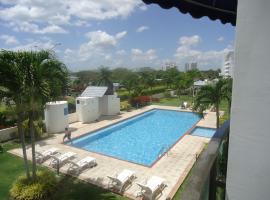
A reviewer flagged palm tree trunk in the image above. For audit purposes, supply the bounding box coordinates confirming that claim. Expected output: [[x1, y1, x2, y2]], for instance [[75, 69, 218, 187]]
[[29, 110, 37, 180], [18, 112, 30, 180], [216, 103, 220, 128]]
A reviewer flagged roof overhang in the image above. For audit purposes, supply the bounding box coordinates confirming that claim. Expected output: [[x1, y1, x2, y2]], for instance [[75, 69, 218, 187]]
[[142, 0, 237, 26]]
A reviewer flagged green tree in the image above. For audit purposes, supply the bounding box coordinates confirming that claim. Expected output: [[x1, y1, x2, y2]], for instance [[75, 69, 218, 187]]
[[0, 50, 30, 179], [122, 74, 139, 94], [0, 50, 68, 180], [23, 50, 68, 180], [193, 79, 229, 128]]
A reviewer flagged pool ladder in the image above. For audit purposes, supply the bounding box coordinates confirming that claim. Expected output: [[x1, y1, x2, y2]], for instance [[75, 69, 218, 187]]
[[158, 144, 170, 157]]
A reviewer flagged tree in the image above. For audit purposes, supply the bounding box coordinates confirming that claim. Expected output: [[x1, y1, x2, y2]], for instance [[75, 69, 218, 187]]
[[0, 50, 30, 179], [222, 78, 233, 115], [193, 79, 229, 128], [23, 50, 68, 180], [97, 67, 114, 95], [0, 50, 68, 180], [122, 73, 139, 94]]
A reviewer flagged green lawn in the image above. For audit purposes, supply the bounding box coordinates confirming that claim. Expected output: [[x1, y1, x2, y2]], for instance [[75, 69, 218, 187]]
[[0, 142, 128, 200], [153, 96, 194, 107]]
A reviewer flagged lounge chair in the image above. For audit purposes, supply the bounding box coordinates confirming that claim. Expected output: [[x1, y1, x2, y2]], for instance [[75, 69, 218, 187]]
[[49, 151, 76, 167], [136, 176, 167, 200], [36, 147, 59, 163], [107, 169, 136, 192], [68, 156, 97, 173]]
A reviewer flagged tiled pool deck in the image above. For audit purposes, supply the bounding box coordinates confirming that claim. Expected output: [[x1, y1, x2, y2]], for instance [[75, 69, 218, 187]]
[[10, 105, 216, 200]]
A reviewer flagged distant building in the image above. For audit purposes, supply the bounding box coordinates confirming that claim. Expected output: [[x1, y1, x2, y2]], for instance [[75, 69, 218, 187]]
[[221, 51, 234, 77], [185, 62, 198, 71], [163, 62, 177, 71]]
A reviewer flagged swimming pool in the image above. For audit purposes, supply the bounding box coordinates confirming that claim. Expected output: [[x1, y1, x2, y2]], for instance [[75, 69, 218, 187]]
[[191, 127, 216, 138], [69, 109, 201, 166]]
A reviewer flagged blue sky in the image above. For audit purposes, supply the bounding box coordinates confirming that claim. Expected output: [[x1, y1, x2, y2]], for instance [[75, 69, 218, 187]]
[[0, 1, 235, 71]]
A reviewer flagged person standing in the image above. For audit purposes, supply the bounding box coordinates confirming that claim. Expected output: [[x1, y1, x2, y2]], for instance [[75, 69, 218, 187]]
[[63, 127, 71, 143]]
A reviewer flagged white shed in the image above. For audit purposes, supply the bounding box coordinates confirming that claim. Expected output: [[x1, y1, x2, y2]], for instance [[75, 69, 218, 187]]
[[44, 101, 68, 133], [76, 97, 99, 123], [80, 86, 120, 116]]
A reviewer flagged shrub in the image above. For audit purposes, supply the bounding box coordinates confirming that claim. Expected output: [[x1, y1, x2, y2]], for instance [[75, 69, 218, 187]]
[[120, 101, 132, 111], [10, 170, 57, 200], [130, 96, 151, 107], [22, 119, 45, 138]]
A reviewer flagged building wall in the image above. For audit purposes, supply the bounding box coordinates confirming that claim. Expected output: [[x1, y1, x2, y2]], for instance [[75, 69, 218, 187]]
[[221, 51, 234, 77], [0, 127, 17, 142], [226, 1, 270, 199]]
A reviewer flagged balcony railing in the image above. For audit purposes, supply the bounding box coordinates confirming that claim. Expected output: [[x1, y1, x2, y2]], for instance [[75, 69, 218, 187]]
[[179, 120, 230, 200]]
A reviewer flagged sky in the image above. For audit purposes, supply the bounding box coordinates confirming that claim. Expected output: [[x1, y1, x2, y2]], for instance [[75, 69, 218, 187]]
[[0, 0, 235, 72]]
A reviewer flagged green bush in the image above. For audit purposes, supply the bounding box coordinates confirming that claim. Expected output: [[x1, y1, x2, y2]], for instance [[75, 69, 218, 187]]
[[22, 118, 45, 138], [10, 170, 57, 200], [118, 86, 167, 101], [120, 101, 132, 111]]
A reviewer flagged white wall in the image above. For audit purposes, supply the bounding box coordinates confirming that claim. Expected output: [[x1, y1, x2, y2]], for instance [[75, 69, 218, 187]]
[[99, 95, 120, 115], [68, 113, 78, 124], [0, 126, 17, 142], [226, 1, 270, 199]]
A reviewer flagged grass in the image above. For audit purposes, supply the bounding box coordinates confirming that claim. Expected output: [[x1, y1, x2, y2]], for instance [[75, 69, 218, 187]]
[[0, 141, 128, 200], [153, 95, 193, 107], [0, 141, 25, 199]]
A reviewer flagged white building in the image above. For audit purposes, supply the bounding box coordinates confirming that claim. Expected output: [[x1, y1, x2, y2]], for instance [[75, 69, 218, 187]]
[[163, 62, 177, 71], [185, 62, 198, 71], [76, 86, 120, 123], [221, 51, 234, 77]]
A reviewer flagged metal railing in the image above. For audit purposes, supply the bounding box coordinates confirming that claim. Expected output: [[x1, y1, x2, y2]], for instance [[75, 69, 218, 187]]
[[179, 120, 230, 200]]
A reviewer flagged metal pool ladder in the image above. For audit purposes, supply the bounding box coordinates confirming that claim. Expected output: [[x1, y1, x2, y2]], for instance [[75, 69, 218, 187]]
[[158, 144, 170, 157]]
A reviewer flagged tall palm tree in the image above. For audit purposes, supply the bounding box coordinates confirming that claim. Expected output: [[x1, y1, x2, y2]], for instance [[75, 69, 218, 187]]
[[97, 67, 114, 95], [23, 50, 68, 179], [0, 50, 30, 179], [222, 78, 233, 115], [193, 79, 228, 128]]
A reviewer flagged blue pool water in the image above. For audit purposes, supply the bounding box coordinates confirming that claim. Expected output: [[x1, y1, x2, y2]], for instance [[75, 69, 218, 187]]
[[191, 127, 216, 138], [70, 109, 201, 166]]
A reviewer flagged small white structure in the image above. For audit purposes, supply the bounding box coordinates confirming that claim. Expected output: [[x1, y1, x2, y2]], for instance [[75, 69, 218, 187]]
[[44, 101, 68, 133], [76, 97, 99, 123], [75, 86, 120, 124]]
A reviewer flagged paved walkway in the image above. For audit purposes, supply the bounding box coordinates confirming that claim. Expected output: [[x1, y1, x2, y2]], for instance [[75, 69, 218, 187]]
[[10, 105, 216, 200]]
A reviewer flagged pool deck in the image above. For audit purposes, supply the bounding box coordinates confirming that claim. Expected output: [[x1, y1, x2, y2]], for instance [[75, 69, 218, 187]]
[[9, 105, 216, 200]]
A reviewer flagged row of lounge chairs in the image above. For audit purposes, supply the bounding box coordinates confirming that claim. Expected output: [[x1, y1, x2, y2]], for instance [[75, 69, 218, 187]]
[[36, 147, 167, 200]]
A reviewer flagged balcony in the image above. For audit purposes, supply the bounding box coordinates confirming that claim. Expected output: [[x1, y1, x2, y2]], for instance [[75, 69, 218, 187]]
[[179, 121, 230, 200]]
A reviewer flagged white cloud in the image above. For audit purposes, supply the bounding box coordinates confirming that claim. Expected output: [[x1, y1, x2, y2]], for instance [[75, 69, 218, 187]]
[[78, 30, 127, 62], [139, 5, 148, 11], [217, 36, 224, 42], [179, 35, 200, 47], [0, 0, 141, 32], [11, 40, 55, 51], [131, 48, 157, 61], [136, 26, 149, 33], [116, 49, 126, 55], [115, 31, 127, 39], [0, 34, 19, 45], [174, 35, 232, 69], [9, 22, 67, 34]]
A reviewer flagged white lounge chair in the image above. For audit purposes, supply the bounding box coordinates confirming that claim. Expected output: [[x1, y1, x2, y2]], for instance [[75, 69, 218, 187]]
[[50, 151, 76, 167], [68, 156, 97, 173], [107, 169, 136, 192], [36, 147, 59, 163], [137, 176, 167, 200]]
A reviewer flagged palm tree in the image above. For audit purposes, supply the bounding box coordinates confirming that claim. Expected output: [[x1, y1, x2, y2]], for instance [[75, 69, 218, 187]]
[[222, 78, 233, 115], [193, 79, 228, 128], [122, 74, 139, 95], [23, 50, 68, 179], [0, 50, 30, 179], [97, 67, 113, 95]]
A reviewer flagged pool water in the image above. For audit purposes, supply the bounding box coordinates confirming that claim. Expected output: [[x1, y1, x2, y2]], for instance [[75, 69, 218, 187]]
[[70, 109, 201, 166], [191, 127, 216, 138]]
